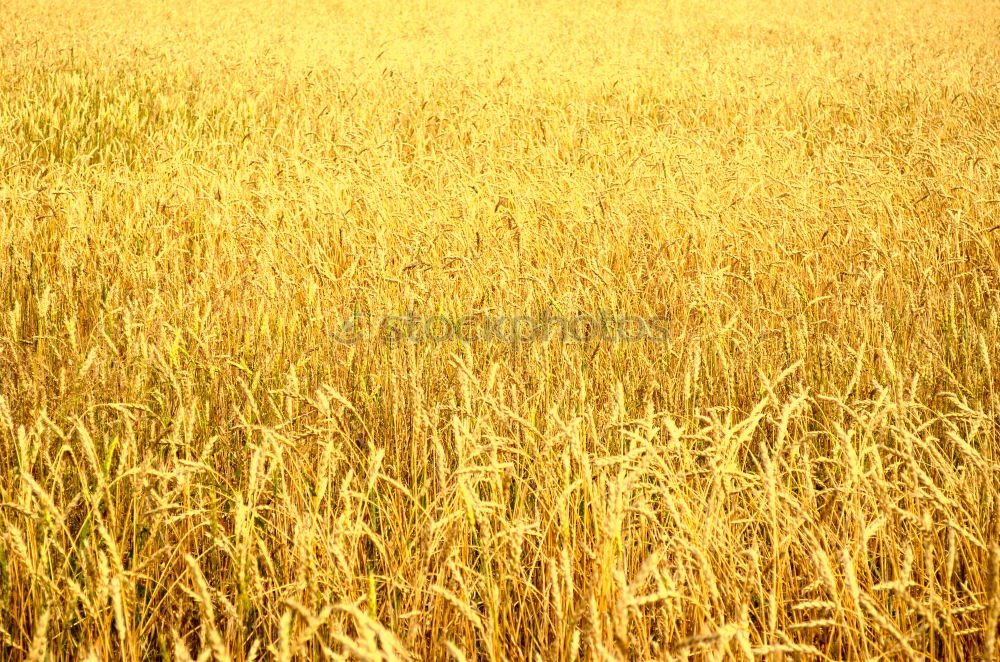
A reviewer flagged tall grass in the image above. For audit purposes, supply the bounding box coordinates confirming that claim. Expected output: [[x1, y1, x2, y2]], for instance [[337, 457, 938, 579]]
[[1, 0, 999, 658]]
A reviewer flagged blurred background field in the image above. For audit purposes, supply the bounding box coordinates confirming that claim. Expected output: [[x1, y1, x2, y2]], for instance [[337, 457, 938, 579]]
[[1, 0, 999, 659]]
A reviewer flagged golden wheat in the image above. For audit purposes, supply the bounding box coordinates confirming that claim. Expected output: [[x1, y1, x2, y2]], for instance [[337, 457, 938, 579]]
[[1, 0, 999, 659]]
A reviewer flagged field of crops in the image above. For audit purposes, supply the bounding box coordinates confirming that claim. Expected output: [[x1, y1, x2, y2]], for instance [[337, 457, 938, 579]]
[[2, 0, 1000, 659]]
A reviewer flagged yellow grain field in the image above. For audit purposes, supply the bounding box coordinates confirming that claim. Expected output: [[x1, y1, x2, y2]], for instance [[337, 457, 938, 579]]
[[1, 0, 999, 659]]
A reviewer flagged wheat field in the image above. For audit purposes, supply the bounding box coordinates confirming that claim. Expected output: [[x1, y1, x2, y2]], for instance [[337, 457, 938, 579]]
[[2, 0, 1000, 659]]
